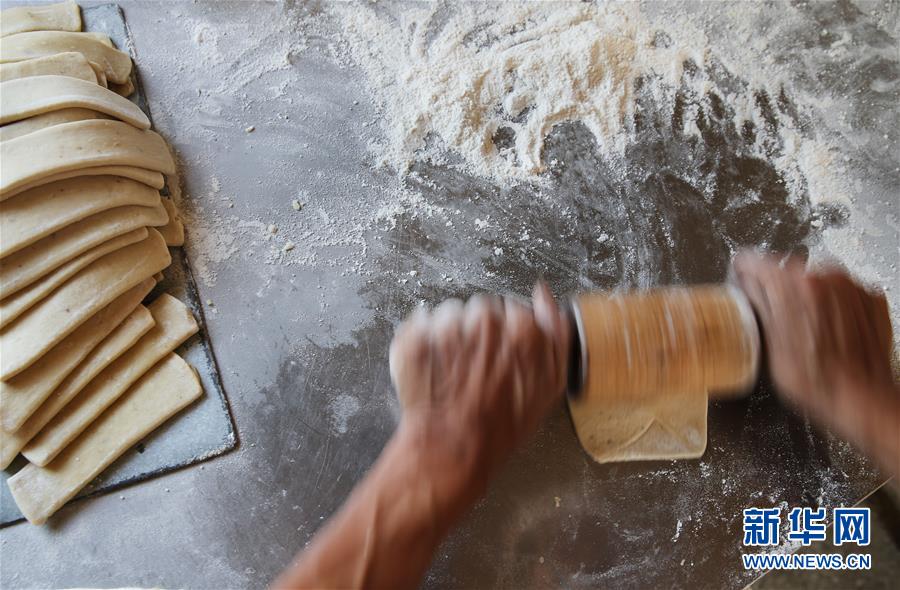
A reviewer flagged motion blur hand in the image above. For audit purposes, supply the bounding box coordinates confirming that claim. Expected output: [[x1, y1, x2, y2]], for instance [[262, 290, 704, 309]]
[[389, 283, 571, 483], [274, 284, 570, 590], [733, 252, 899, 477]]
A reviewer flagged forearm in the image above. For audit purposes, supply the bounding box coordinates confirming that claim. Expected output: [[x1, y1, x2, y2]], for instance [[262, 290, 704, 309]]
[[272, 419, 487, 590]]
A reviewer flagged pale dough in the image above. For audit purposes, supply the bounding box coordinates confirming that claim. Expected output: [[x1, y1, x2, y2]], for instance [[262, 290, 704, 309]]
[[0, 75, 149, 128], [0, 51, 95, 83], [0, 202, 167, 298], [0, 278, 152, 432], [0, 229, 170, 381], [0, 228, 147, 329], [0, 107, 104, 142], [9, 352, 202, 525], [568, 390, 708, 463], [109, 76, 133, 97], [0, 304, 154, 469], [24, 293, 198, 465], [6, 164, 165, 197], [0, 31, 132, 83], [158, 197, 185, 246], [0, 119, 175, 199], [1, 176, 160, 258], [0, 1, 81, 38]]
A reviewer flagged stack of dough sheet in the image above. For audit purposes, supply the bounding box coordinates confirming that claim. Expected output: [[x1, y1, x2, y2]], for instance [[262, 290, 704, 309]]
[[1, 1, 199, 525]]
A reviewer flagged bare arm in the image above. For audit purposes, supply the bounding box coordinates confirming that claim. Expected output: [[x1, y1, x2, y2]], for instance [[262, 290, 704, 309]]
[[733, 253, 899, 477], [273, 285, 570, 589]]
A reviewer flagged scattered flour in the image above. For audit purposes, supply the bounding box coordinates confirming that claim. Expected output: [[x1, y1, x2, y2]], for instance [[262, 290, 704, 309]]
[[327, 394, 361, 435]]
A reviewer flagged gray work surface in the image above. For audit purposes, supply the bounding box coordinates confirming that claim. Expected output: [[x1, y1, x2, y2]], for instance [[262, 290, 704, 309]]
[[1, 1, 897, 589], [0, 3, 236, 527]]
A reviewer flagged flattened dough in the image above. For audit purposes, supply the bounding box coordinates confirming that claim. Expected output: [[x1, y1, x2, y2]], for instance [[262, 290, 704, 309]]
[[0, 107, 103, 142], [5, 164, 165, 198], [9, 352, 202, 525], [0, 31, 131, 83], [0, 51, 95, 83], [0, 75, 149, 128], [158, 197, 185, 246], [0, 229, 170, 380], [0, 202, 167, 298], [24, 294, 198, 465], [0, 305, 154, 469], [0, 1, 80, 38], [0, 228, 147, 328], [0, 279, 153, 432], [0, 119, 175, 198], [1, 176, 160, 258], [568, 390, 708, 463]]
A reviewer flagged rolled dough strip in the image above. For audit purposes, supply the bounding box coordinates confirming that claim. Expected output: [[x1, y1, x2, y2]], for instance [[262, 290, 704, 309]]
[[0, 1, 81, 38], [9, 352, 202, 525], [6, 164, 165, 198], [0, 228, 148, 329], [0, 278, 153, 433], [109, 77, 133, 97], [158, 197, 185, 246], [0, 229, 170, 381], [0, 31, 132, 83], [0, 202, 168, 298], [0, 75, 149, 128], [88, 60, 106, 87], [24, 294, 198, 465], [1, 176, 160, 259], [0, 51, 95, 83], [0, 107, 104, 142], [0, 119, 174, 199], [568, 390, 708, 463], [0, 305, 154, 469]]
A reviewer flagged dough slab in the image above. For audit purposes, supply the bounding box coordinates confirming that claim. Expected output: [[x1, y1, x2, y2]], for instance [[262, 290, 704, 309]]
[[8, 352, 203, 525], [0, 1, 81, 38], [6, 164, 165, 198], [0, 30, 132, 83], [0, 304, 154, 469], [0, 279, 152, 432], [568, 390, 709, 463], [24, 294, 198, 465], [1, 176, 161, 258], [0, 51, 96, 83], [158, 197, 185, 246], [0, 75, 149, 128], [0, 228, 170, 381], [0, 228, 147, 329], [0, 202, 167, 298], [0, 119, 175, 199], [0, 107, 104, 142]]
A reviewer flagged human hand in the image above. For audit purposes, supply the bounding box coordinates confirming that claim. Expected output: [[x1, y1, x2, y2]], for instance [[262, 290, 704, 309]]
[[389, 283, 571, 486], [733, 252, 899, 475]]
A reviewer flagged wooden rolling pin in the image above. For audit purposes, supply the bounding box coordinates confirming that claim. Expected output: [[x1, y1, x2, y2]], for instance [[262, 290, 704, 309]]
[[566, 285, 760, 401]]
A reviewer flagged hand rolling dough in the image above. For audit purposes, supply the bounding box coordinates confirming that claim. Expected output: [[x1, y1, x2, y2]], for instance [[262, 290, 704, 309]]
[[0, 228, 170, 381], [0, 1, 81, 38], [0, 30, 131, 83], [0, 119, 175, 198], [1, 176, 161, 258], [0, 304, 154, 469], [0, 278, 153, 432], [24, 294, 198, 465], [8, 352, 202, 525], [0, 228, 148, 328], [0, 202, 167, 298], [0, 75, 149, 128]]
